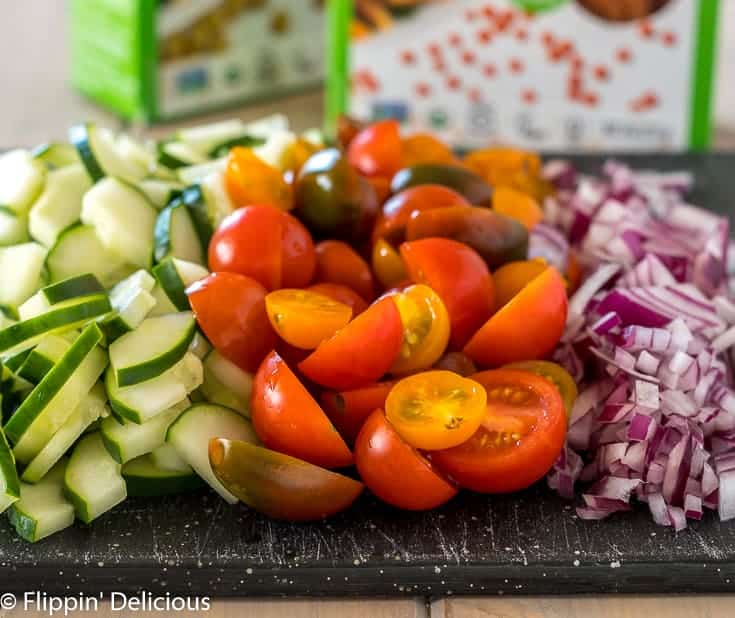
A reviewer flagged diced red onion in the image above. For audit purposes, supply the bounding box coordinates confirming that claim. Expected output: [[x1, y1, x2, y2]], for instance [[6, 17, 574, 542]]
[[591, 311, 621, 335], [567, 263, 621, 323], [636, 350, 661, 374]]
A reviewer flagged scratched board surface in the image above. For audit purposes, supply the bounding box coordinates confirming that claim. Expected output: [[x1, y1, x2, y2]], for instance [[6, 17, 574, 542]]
[[0, 154, 733, 597]]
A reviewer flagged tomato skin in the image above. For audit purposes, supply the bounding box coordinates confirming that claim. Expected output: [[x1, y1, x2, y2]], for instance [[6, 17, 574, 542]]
[[464, 267, 567, 367], [492, 259, 548, 308], [391, 164, 493, 206], [433, 351, 477, 377], [224, 147, 292, 211], [336, 114, 366, 150], [493, 186, 543, 230], [355, 410, 458, 511], [280, 213, 316, 287], [298, 297, 403, 390], [372, 239, 408, 290], [504, 360, 578, 418], [187, 272, 276, 373], [314, 240, 375, 302], [251, 351, 353, 469], [347, 119, 403, 178], [401, 133, 456, 168], [429, 369, 567, 493], [307, 283, 369, 315], [320, 380, 397, 444], [400, 238, 495, 349]]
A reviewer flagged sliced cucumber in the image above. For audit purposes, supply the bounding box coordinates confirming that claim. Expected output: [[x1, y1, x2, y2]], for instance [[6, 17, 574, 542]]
[[158, 141, 207, 169], [69, 124, 146, 184], [0, 428, 20, 512], [8, 459, 74, 542], [28, 163, 92, 247], [0, 242, 47, 307], [252, 130, 297, 170], [122, 452, 203, 497], [3, 349, 30, 373], [64, 432, 126, 523], [0, 150, 46, 215], [81, 177, 157, 270], [152, 258, 207, 311], [41, 274, 104, 305], [167, 403, 258, 504], [199, 169, 235, 227], [101, 398, 189, 464], [176, 158, 226, 185], [149, 284, 178, 317], [208, 135, 265, 158], [21, 383, 107, 483], [106, 352, 202, 424], [5, 324, 107, 463], [201, 350, 253, 417], [111, 269, 156, 296], [0, 206, 28, 246], [153, 201, 206, 265], [189, 331, 211, 360], [100, 289, 155, 343], [175, 119, 250, 155], [149, 442, 191, 471], [137, 179, 183, 209], [17, 334, 72, 383], [46, 223, 136, 288], [32, 143, 80, 168], [116, 135, 155, 176]]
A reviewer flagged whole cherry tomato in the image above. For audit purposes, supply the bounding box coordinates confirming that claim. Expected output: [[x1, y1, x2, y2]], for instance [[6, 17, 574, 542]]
[[401, 133, 456, 168], [433, 351, 477, 377], [355, 409, 458, 511], [463, 146, 550, 201], [429, 369, 567, 493], [504, 360, 578, 418], [224, 147, 292, 211], [299, 297, 403, 390], [464, 267, 568, 367], [372, 239, 407, 290], [314, 240, 375, 302], [307, 282, 369, 315], [187, 272, 276, 373], [493, 186, 543, 230], [365, 175, 392, 205], [492, 259, 548, 308], [347, 119, 403, 179], [391, 164, 492, 206], [400, 238, 495, 349], [280, 209, 317, 288], [321, 380, 398, 444], [251, 351, 353, 469]]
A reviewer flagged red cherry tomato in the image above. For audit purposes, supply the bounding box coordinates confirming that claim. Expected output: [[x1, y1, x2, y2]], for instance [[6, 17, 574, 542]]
[[251, 351, 353, 469], [298, 297, 403, 390], [355, 409, 458, 510], [280, 213, 316, 287], [314, 240, 375, 302], [432, 351, 477, 377], [307, 282, 369, 315], [347, 119, 403, 179], [400, 238, 495, 349], [187, 272, 276, 373]]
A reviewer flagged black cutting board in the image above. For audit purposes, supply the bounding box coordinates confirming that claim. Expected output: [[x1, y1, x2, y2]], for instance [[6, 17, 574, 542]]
[[0, 153, 733, 598]]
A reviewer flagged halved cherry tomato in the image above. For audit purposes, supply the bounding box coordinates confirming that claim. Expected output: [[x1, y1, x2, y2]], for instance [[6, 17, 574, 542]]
[[280, 213, 317, 288], [321, 380, 398, 444], [493, 259, 548, 308], [314, 240, 375, 301], [429, 369, 567, 493], [386, 284, 450, 375], [265, 289, 352, 350], [210, 439, 363, 521], [492, 186, 543, 230], [225, 147, 292, 211], [307, 282, 368, 315], [400, 238, 495, 349], [401, 133, 456, 167], [251, 351, 353, 468], [433, 352, 477, 377], [386, 371, 487, 450], [463, 147, 548, 200], [187, 272, 276, 373], [504, 360, 578, 418], [347, 119, 403, 178], [355, 410, 458, 510], [464, 267, 568, 367], [372, 238, 408, 290], [299, 297, 403, 390], [373, 185, 470, 245]]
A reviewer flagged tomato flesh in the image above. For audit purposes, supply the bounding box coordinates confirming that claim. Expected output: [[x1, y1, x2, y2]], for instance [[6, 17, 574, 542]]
[[224, 147, 292, 211], [492, 259, 548, 309], [504, 360, 578, 418], [492, 186, 543, 230], [307, 282, 369, 315]]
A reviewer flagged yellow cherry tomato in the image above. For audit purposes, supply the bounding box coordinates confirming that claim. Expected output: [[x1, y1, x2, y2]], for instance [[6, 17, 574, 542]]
[[225, 147, 293, 211], [492, 258, 548, 308], [503, 360, 578, 419], [372, 238, 408, 289], [385, 370, 487, 450], [492, 186, 544, 230]]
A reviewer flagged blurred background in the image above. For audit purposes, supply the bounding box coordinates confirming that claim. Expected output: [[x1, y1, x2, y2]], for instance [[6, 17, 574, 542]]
[[0, 0, 731, 148]]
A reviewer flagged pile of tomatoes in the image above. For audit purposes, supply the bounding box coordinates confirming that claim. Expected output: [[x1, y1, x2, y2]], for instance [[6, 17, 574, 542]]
[[190, 118, 578, 521]]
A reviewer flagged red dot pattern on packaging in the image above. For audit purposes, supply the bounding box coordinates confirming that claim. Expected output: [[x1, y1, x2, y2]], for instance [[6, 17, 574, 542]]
[[661, 31, 677, 47], [482, 63, 497, 78], [400, 50, 416, 65], [639, 19, 655, 39], [462, 50, 477, 65], [468, 87, 483, 103], [446, 75, 462, 90], [630, 91, 659, 112], [477, 29, 494, 44], [594, 65, 610, 81], [509, 58, 524, 74], [448, 32, 463, 47], [521, 88, 538, 105], [415, 82, 432, 98], [616, 47, 633, 63]]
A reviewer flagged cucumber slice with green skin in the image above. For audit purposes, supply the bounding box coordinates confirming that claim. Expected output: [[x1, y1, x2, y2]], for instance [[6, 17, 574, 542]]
[[199, 170, 235, 227], [28, 163, 92, 247], [0, 427, 20, 508], [64, 432, 126, 523], [166, 403, 258, 504], [0, 294, 110, 357], [153, 258, 208, 311], [175, 119, 251, 155], [110, 312, 195, 387], [0, 150, 46, 215], [0, 206, 29, 246], [176, 158, 227, 185], [137, 179, 183, 209], [201, 350, 253, 417], [208, 135, 265, 158], [158, 141, 207, 169], [0, 304, 18, 321], [32, 143, 80, 168], [122, 452, 204, 497], [69, 124, 147, 184], [116, 135, 155, 176], [189, 331, 211, 360], [81, 177, 157, 270], [100, 288, 156, 343], [18, 292, 48, 321], [0, 242, 47, 308], [173, 185, 213, 252], [3, 349, 31, 373], [17, 334, 72, 383], [46, 223, 136, 288], [153, 201, 206, 265], [41, 274, 104, 305], [21, 383, 107, 483], [149, 442, 191, 472], [5, 324, 107, 463], [148, 284, 178, 317], [106, 353, 203, 424], [8, 459, 74, 542], [101, 398, 189, 464]]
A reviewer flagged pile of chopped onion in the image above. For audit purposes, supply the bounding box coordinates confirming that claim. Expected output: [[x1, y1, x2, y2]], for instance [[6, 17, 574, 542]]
[[540, 159, 735, 531]]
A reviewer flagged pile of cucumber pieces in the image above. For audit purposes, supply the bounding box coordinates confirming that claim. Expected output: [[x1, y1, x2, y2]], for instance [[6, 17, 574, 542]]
[[0, 116, 296, 542]]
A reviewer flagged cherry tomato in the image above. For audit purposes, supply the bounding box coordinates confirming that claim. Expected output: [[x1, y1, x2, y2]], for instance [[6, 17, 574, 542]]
[[373, 185, 470, 245], [401, 133, 456, 168], [464, 267, 568, 367], [493, 259, 548, 308], [387, 284, 450, 375], [280, 210, 317, 288], [391, 164, 492, 206], [307, 282, 369, 315], [266, 289, 352, 350], [251, 351, 353, 469], [372, 239, 408, 290], [314, 240, 375, 302], [429, 369, 566, 493], [463, 147, 549, 201], [336, 114, 365, 150], [493, 186, 543, 230], [355, 409, 457, 511], [433, 352, 477, 377], [321, 380, 398, 444], [210, 439, 363, 521], [347, 119, 403, 178], [299, 297, 403, 390], [279, 137, 320, 175], [386, 371, 487, 450], [187, 272, 276, 373], [400, 238, 495, 349], [365, 175, 392, 205], [504, 360, 578, 418], [224, 147, 292, 211]]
